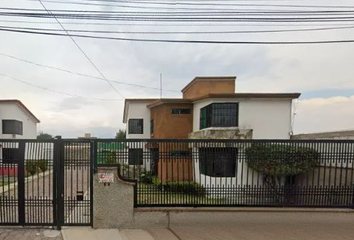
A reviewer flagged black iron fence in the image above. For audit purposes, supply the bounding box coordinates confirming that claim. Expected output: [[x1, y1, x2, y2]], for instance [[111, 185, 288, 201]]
[[0, 139, 92, 227], [96, 139, 354, 208], [0, 138, 353, 226]]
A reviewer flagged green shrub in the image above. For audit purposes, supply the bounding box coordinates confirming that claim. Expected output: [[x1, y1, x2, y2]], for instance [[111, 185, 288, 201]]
[[139, 170, 154, 184], [121, 164, 142, 179], [38, 159, 48, 172], [152, 177, 205, 196], [26, 160, 38, 176], [106, 151, 117, 164], [246, 144, 319, 176]]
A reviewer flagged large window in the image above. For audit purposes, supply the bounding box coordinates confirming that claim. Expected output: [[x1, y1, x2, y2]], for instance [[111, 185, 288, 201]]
[[2, 148, 19, 164], [2, 120, 23, 135], [128, 119, 143, 134], [200, 103, 238, 130], [199, 148, 237, 177], [172, 109, 191, 114], [128, 149, 143, 165]]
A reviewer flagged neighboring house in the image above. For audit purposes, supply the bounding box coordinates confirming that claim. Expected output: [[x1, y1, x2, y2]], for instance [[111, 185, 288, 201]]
[[122, 76, 301, 183], [292, 130, 354, 140], [0, 99, 40, 139], [0, 100, 40, 175]]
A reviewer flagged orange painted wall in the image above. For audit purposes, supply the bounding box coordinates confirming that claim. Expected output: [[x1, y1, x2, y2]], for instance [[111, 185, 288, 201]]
[[150, 103, 193, 139], [183, 80, 235, 99]]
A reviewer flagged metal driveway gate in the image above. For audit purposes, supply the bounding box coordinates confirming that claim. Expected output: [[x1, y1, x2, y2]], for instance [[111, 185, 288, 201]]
[[0, 139, 93, 228]]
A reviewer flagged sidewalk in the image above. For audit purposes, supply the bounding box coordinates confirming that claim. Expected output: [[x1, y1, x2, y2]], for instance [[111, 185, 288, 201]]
[[61, 211, 354, 240], [61, 228, 178, 240]]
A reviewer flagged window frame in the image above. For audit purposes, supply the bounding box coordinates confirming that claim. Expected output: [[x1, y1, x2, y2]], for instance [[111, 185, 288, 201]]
[[199, 103, 238, 130], [171, 109, 191, 115], [199, 147, 237, 177], [150, 119, 154, 134], [2, 148, 20, 164], [2, 120, 23, 135], [128, 148, 144, 165], [128, 119, 144, 134]]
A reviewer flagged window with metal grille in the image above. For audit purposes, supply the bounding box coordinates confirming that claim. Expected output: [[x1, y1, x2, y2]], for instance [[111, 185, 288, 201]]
[[2, 148, 19, 164], [170, 150, 191, 158], [150, 119, 154, 134], [2, 120, 23, 135], [128, 119, 143, 134], [199, 147, 237, 177], [200, 103, 238, 130], [128, 149, 143, 165], [171, 109, 191, 114]]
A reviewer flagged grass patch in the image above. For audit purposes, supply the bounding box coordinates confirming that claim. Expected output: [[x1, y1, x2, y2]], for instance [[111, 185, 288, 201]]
[[137, 183, 227, 205]]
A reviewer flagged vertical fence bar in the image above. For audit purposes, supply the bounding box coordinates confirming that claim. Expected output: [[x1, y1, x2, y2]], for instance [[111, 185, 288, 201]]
[[17, 141, 25, 225]]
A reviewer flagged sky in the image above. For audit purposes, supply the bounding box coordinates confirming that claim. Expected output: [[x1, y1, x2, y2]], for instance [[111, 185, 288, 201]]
[[0, 0, 354, 138]]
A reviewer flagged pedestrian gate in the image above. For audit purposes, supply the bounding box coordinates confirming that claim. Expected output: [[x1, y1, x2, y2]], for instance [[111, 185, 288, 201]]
[[0, 139, 93, 227]]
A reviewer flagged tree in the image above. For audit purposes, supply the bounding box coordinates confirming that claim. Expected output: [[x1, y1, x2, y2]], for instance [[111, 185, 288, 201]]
[[115, 129, 126, 139], [37, 132, 53, 140]]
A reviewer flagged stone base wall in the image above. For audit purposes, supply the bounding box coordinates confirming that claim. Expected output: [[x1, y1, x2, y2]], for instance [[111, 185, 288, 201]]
[[189, 127, 253, 139]]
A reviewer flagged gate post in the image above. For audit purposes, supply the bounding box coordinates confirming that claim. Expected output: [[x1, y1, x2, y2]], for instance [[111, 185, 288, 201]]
[[17, 141, 26, 225], [54, 136, 64, 230]]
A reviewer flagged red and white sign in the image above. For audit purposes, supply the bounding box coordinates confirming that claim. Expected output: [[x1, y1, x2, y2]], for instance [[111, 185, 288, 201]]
[[98, 173, 114, 183]]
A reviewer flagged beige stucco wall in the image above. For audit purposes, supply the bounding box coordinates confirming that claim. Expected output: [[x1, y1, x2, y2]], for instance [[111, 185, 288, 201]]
[[93, 167, 168, 229]]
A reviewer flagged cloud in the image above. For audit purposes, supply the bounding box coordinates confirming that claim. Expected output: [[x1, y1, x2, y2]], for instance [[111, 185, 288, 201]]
[[1, 0, 354, 137], [294, 95, 354, 134]]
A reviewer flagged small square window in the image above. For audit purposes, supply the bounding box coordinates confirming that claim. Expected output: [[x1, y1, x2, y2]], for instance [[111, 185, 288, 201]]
[[172, 109, 191, 115]]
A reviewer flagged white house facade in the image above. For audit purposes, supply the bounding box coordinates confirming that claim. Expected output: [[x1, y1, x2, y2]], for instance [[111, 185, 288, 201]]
[[0, 100, 40, 139]]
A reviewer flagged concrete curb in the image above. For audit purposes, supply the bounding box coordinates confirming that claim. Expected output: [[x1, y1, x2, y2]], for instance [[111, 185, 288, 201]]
[[134, 207, 354, 213]]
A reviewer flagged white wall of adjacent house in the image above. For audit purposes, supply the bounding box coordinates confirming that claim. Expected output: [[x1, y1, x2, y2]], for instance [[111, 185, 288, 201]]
[[125, 102, 151, 139], [0, 103, 37, 139], [192, 98, 293, 139]]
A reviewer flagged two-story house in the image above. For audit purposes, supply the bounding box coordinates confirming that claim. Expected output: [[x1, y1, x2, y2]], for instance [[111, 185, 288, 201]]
[[122, 76, 300, 183]]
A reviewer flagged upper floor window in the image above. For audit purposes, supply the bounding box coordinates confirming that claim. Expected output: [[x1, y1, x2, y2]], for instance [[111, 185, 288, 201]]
[[128, 119, 143, 134], [150, 119, 154, 134], [2, 120, 23, 135], [172, 109, 191, 115], [200, 103, 238, 130]]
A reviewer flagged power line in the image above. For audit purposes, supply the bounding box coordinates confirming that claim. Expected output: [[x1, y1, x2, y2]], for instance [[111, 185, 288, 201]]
[[2, 24, 354, 34], [3, 11, 354, 22], [25, 0, 354, 9], [2, 19, 354, 27], [5, 7, 354, 14], [36, 0, 125, 99], [0, 72, 122, 101], [23, 0, 354, 12], [0, 51, 180, 92], [1, 26, 354, 44]]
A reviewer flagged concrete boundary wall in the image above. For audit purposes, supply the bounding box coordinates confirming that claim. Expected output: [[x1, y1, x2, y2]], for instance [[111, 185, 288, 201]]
[[93, 166, 354, 229]]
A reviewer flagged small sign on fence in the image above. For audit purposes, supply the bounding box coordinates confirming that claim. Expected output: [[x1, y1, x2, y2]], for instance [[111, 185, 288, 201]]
[[98, 172, 114, 183]]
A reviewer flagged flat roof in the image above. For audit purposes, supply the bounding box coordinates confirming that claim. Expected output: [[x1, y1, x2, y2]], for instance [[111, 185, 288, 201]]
[[147, 99, 192, 108], [191, 93, 301, 102], [181, 76, 236, 93], [0, 99, 40, 123]]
